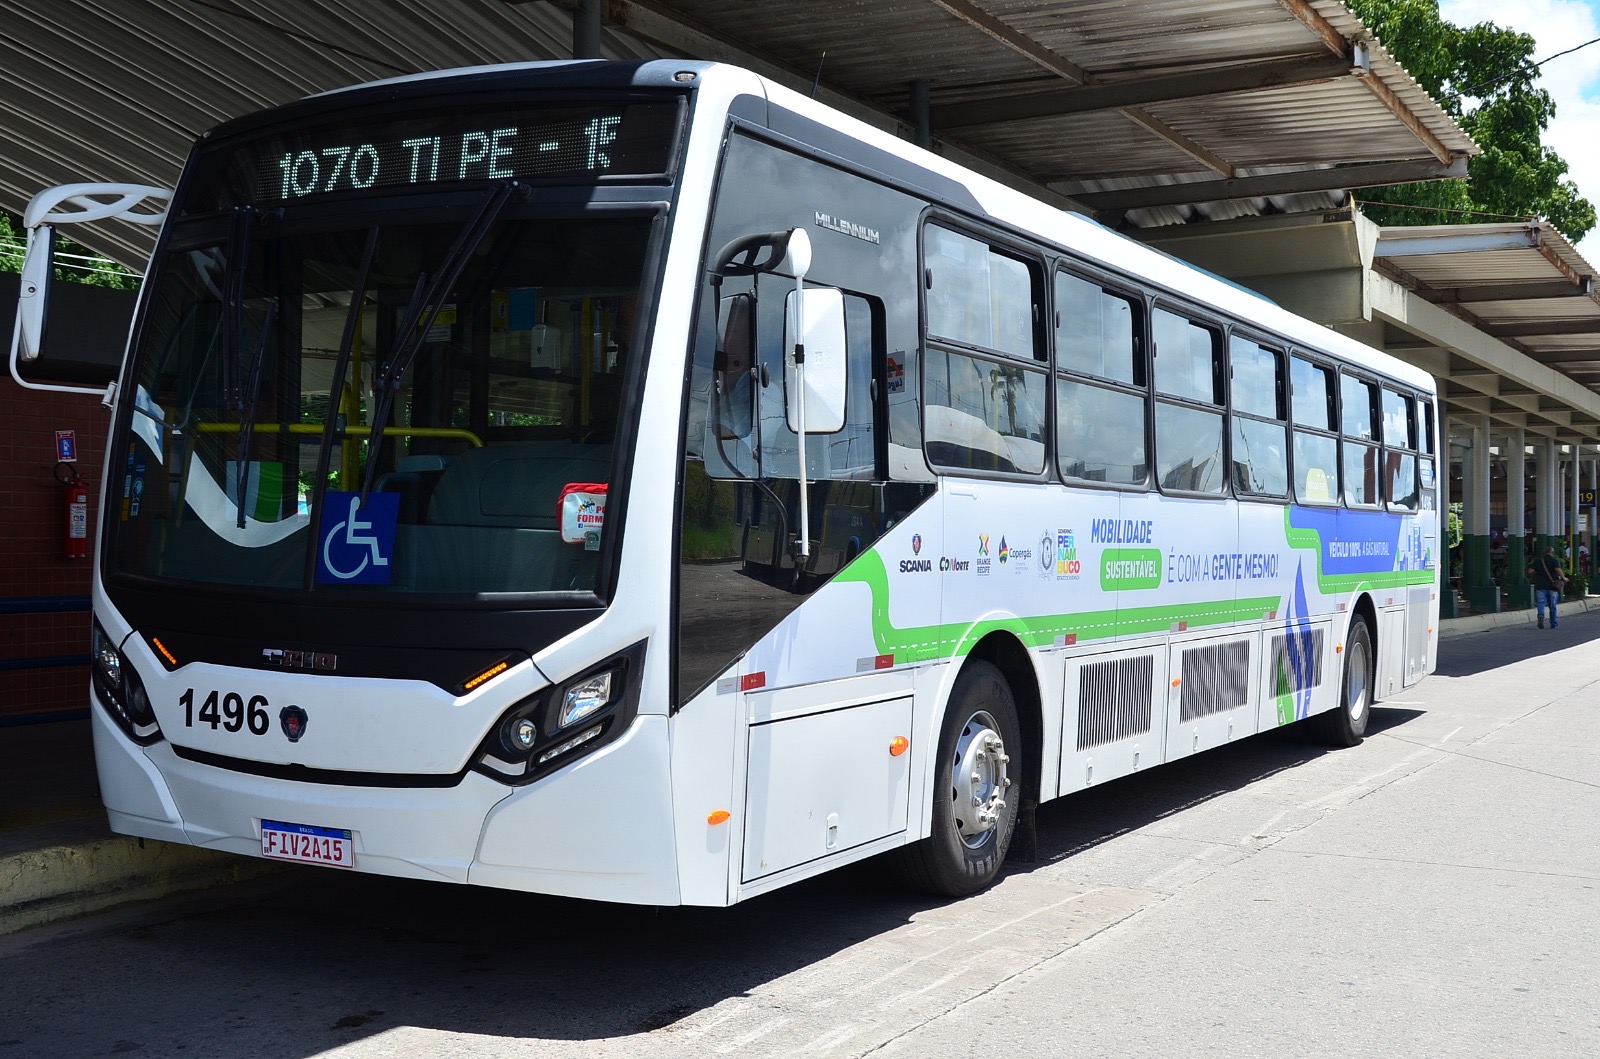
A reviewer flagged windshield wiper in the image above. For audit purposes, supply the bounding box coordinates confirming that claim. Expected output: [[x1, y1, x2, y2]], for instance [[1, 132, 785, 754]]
[[358, 180, 524, 499], [303, 227, 381, 586], [232, 297, 278, 528]]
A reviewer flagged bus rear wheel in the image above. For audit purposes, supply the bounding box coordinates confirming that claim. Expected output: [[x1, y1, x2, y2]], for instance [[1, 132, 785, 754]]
[[1313, 616, 1372, 747], [896, 660, 1021, 897]]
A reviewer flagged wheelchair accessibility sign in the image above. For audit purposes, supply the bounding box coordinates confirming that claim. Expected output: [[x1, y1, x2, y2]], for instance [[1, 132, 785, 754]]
[[317, 492, 399, 585]]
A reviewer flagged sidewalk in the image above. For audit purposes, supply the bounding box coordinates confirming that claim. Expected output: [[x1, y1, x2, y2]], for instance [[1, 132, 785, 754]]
[[3, 596, 1594, 935], [0, 719, 275, 935]]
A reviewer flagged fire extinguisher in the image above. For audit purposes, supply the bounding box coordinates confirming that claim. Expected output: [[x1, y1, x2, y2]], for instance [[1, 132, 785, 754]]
[[56, 462, 89, 560]]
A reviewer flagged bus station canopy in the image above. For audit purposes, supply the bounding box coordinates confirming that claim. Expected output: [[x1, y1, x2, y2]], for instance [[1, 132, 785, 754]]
[[1137, 211, 1600, 441], [0, 0, 1475, 266]]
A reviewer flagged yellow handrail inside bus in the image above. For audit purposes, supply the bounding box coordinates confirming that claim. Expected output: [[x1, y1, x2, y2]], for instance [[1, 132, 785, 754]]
[[193, 423, 484, 447]]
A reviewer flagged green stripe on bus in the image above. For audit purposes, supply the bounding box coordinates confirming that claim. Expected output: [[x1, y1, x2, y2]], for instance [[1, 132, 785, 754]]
[[836, 551, 1280, 662]]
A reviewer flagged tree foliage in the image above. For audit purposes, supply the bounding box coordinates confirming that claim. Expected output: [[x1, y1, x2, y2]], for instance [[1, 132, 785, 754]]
[[1346, 0, 1596, 242], [1, 208, 139, 290]]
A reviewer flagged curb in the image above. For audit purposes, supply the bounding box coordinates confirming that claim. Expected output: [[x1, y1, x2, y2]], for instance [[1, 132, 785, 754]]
[[1, 830, 281, 936], [1439, 595, 1599, 639]]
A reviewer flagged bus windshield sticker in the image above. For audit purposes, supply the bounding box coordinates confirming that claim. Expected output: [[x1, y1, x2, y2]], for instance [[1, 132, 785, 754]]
[[316, 491, 399, 585]]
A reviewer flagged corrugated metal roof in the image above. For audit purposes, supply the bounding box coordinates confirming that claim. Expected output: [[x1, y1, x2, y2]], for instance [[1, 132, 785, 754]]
[[1375, 222, 1600, 388], [0, 0, 1474, 266]]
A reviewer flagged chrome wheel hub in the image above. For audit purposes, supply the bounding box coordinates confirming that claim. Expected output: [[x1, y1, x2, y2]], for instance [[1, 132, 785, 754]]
[[951, 710, 1010, 848], [1347, 637, 1371, 722]]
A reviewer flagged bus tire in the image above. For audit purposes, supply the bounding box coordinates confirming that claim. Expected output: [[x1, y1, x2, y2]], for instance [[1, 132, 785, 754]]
[[1313, 616, 1372, 747], [896, 660, 1021, 897]]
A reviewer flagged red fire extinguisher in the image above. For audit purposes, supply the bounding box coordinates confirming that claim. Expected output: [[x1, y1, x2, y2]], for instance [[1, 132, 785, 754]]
[[57, 462, 89, 560]]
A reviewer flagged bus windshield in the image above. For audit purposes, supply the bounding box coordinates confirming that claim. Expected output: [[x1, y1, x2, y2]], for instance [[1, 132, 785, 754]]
[[106, 210, 653, 597]]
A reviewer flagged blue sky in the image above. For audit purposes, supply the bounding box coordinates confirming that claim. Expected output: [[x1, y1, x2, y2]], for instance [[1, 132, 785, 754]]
[[1435, 0, 1600, 260]]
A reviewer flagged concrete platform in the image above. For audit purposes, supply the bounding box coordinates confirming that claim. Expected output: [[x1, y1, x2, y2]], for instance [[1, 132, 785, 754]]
[[2, 595, 1593, 935]]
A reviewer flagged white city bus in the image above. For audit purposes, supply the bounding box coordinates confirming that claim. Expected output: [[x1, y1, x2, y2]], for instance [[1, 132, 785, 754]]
[[11, 60, 1438, 905]]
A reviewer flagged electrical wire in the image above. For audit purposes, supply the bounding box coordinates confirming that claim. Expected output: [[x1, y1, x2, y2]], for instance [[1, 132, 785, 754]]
[[1458, 35, 1600, 96]]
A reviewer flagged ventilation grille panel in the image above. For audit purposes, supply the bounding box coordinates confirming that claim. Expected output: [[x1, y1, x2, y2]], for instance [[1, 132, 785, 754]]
[[1179, 640, 1251, 722], [1076, 654, 1154, 751], [1268, 627, 1325, 696]]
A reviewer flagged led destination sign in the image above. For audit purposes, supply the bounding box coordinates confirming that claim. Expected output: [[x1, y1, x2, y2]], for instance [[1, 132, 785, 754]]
[[208, 100, 678, 207]]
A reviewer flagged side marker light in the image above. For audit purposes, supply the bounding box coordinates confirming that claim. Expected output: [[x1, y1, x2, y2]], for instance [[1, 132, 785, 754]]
[[708, 810, 731, 825], [889, 736, 909, 757], [1335, 643, 1344, 654]]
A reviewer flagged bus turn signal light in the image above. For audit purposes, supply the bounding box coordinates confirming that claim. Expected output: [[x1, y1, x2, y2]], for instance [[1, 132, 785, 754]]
[[889, 736, 909, 757], [149, 636, 178, 668], [708, 810, 731, 825]]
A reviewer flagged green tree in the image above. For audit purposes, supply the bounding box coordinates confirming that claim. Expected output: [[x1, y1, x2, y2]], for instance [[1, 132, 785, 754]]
[[1, 208, 139, 290], [1347, 0, 1596, 242]]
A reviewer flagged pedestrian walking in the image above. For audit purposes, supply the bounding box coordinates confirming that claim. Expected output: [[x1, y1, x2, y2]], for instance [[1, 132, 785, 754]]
[[1533, 545, 1566, 628]]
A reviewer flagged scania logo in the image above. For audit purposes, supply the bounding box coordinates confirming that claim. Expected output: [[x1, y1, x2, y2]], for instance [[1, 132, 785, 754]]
[[279, 705, 309, 742], [912, 533, 922, 555], [262, 648, 337, 671]]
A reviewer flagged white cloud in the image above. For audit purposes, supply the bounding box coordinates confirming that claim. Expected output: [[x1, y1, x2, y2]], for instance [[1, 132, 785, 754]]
[[1437, 0, 1600, 264]]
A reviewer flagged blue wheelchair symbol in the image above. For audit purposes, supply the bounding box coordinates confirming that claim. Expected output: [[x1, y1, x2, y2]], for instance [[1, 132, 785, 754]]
[[317, 492, 398, 585]]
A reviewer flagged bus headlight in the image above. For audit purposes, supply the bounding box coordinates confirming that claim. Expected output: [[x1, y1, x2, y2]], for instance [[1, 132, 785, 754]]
[[91, 621, 162, 744], [471, 640, 646, 786], [558, 668, 615, 729]]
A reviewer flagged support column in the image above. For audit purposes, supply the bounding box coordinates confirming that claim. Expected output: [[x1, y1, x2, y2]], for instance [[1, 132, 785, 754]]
[[909, 80, 932, 150], [1464, 416, 1499, 612], [1570, 446, 1581, 578], [1505, 429, 1531, 608], [1439, 423, 1458, 618], [1536, 439, 1557, 554], [573, 0, 601, 58]]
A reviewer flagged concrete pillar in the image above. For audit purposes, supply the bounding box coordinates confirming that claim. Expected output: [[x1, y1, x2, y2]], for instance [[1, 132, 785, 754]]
[[1440, 423, 1458, 618], [1570, 446, 1581, 576], [1464, 416, 1499, 612], [1536, 439, 1557, 550], [1504, 429, 1531, 608]]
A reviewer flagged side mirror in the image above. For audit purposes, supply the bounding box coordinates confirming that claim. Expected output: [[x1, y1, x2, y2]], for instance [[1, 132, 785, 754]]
[[714, 293, 755, 440], [784, 286, 847, 434], [12, 225, 56, 362]]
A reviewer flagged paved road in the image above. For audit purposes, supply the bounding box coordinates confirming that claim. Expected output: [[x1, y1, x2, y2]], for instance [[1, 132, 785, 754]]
[[3, 617, 1598, 1058]]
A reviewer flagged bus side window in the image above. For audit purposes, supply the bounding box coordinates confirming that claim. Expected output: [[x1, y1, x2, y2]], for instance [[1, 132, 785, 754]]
[[1341, 373, 1380, 507], [1229, 335, 1287, 498], [1054, 271, 1146, 486], [1291, 355, 1338, 505], [1152, 307, 1224, 494]]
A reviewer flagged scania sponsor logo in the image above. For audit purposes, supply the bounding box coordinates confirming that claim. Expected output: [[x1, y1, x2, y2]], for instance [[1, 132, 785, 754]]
[[899, 558, 933, 573], [912, 533, 922, 555], [939, 556, 971, 573]]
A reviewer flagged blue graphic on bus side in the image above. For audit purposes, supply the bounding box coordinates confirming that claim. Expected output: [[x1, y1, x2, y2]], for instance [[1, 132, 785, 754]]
[[1288, 506, 1410, 576], [316, 491, 399, 585]]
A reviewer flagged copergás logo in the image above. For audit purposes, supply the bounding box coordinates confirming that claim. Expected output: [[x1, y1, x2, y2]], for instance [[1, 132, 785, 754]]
[[998, 537, 1009, 564]]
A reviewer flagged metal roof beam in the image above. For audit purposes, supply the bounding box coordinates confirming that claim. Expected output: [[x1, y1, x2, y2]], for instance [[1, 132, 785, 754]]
[[930, 53, 1353, 129], [1484, 320, 1600, 338], [1069, 156, 1467, 212], [1376, 228, 1541, 258], [1418, 279, 1596, 304]]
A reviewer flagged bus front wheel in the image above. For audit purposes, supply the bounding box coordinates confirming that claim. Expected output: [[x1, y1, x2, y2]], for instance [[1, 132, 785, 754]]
[[897, 660, 1021, 897], [1313, 616, 1372, 747]]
